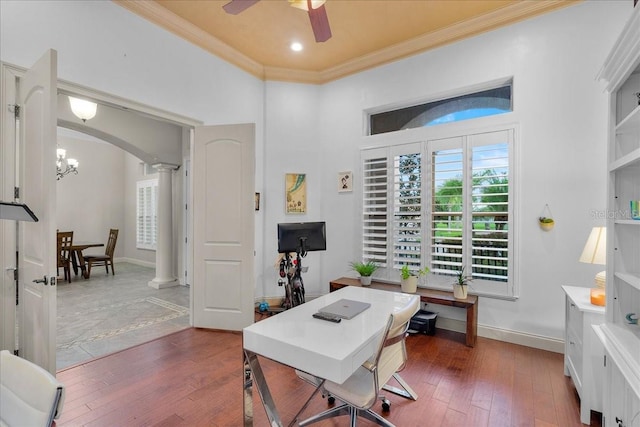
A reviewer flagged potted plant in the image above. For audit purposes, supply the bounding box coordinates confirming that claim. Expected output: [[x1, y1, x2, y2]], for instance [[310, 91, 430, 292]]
[[350, 261, 378, 286], [538, 216, 555, 231], [452, 266, 473, 299], [400, 264, 429, 293]]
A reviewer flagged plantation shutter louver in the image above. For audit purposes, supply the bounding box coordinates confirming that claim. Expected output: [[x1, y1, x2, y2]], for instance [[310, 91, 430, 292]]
[[392, 147, 422, 272], [362, 152, 389, 267], [470, 131, 511, 282], [430, 137, 464, 275]]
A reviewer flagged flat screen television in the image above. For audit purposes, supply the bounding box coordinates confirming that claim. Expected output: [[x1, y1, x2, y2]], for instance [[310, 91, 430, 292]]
[[277, 222, 326, 254]]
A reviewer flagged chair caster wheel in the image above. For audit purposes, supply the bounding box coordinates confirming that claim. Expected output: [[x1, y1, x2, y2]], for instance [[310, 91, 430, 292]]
[[381, 398, 391, 412], [328, 396, 335, 405]]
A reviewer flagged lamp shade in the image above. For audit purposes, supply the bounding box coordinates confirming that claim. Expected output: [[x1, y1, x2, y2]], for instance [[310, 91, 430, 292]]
[[579, 227, 606, 265], [68, 96, 97, 122]]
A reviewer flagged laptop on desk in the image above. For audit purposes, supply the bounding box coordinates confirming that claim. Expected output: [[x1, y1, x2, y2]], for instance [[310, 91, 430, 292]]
[[319, 299, 371, 320]]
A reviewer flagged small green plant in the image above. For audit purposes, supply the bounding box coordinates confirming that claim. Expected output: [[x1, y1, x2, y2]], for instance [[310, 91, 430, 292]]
[[455, 266, 473, 286], [538, 216, 554, 224], [350, 261, 378, 277], [400, 264, 429, 280]]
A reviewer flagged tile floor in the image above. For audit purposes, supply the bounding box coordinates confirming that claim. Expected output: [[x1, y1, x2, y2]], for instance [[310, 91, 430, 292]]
[[56, 262, 190, 371]]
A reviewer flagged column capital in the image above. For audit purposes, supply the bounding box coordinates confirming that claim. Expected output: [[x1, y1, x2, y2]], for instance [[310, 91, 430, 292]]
[[152, 163, 180, 172]]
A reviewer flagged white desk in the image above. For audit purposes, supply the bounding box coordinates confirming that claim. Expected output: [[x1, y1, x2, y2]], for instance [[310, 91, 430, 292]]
[[243, 286, 419, 426]]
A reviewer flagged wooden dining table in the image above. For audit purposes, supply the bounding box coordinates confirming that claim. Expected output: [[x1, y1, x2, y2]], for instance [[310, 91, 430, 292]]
[[69, 242, 104, 279]]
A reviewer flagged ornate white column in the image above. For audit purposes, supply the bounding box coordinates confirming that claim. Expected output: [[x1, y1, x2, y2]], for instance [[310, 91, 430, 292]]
[[149, 164, 179, 289]]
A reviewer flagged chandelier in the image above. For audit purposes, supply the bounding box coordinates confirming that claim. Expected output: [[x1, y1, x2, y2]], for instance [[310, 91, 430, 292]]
[[56, 148, 79, 180]]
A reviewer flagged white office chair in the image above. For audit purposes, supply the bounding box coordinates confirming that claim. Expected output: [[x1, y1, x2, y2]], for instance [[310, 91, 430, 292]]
[[298, 296, 419, 427], [0, 350, 65, 427]]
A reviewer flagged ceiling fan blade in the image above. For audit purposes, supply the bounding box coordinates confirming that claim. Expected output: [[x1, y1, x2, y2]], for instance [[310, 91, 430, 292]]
[[308, 4, 331, 42], [222, 0, 260, 15]]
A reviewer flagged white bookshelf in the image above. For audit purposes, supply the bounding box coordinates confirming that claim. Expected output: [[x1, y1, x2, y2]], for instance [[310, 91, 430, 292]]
[[596, 5, 640, 427]]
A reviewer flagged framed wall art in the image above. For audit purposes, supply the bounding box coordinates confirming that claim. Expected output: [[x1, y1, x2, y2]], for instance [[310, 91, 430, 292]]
[[338, 171, 352, 192], [285, 173, 306, 214]]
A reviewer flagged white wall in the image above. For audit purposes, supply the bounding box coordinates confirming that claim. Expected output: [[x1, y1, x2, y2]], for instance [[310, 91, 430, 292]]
[[55, 130, 126, 258], [305, 1, 631, 343], [2, 0, 635, 346]]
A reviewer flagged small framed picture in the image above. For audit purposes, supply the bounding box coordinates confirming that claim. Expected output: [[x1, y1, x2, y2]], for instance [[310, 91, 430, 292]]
[[285, 173, 307, 214], [338, 171, 352, 192]]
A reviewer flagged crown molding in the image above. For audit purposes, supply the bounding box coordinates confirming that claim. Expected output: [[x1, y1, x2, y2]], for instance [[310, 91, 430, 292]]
[[114, 0, 578, 85], [314, 0, 578, 83]]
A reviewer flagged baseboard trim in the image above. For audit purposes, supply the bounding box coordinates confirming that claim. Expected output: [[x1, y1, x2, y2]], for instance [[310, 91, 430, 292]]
[[117, 257, 155, 269], [256, 295, 564, 354]]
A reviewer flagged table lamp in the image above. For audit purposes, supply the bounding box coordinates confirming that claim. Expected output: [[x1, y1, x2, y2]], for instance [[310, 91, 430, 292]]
[[579, 226, 606, 306]]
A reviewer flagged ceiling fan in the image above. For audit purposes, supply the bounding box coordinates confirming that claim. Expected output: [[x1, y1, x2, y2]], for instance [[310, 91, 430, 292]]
[[222, 0, 332, 43]]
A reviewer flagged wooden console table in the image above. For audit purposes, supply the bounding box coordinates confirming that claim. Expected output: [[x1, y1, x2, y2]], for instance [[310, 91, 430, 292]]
[[329, 277, 478, 347]]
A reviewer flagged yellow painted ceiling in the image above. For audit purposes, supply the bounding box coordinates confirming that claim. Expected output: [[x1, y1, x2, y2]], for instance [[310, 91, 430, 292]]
[[116, 0, 577, 83]]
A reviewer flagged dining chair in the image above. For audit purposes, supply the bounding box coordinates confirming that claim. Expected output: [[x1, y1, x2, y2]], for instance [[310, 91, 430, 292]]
[[56, 230, 73, 283], [297, 296, 419, 427], [0, 350, 65, 427], [84, 228, 118, 278]]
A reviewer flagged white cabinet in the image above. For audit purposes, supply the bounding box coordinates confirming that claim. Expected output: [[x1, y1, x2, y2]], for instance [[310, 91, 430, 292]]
[[563, 286, 606, 424], [597, 340, 640, 427], [596, 5, 640, 427]]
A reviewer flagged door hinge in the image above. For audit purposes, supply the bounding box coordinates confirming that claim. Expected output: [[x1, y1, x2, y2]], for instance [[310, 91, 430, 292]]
[[603, 354, 607, 367], [14, 187, 19, 199], [8, 104, 20, 118]]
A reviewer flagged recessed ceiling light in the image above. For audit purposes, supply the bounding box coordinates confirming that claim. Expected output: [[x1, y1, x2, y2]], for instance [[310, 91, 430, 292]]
[[290, 42, 303, 52]]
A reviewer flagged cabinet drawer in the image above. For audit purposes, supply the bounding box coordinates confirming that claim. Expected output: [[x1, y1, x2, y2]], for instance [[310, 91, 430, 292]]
[[567, 299, 584, 340], [566, 328, 583, 392]]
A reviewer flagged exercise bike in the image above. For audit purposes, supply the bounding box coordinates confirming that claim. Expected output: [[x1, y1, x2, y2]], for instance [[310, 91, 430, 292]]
[[278, 251, 306, 309]]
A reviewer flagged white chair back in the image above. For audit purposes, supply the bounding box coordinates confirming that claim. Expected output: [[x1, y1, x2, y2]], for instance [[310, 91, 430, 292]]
[[0, 350, 65, 427]]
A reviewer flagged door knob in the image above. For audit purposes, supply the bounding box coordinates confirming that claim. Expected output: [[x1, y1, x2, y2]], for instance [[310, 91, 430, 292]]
[[32, 276, 48, 285]]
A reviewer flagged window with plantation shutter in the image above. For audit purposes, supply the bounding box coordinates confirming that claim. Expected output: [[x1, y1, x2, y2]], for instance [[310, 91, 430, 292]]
[[428, 130, 512, 296], [361, 128, 515, 299], [137, 179, 158, 250]]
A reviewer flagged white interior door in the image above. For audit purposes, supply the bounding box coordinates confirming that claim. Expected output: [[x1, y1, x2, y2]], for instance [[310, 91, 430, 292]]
[[0, 65, 20, 352], [18, 50, 58, 373], [193, 124, 255, 330]]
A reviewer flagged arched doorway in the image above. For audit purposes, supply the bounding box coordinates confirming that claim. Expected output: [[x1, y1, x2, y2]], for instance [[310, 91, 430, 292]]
[[54, 87, 199, 369]]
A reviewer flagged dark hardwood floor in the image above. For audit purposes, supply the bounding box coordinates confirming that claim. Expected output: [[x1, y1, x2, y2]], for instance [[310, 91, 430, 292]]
[[56, 324, 600, 426]]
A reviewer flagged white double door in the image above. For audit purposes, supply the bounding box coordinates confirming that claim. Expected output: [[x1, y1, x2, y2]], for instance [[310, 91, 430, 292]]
[[11, 50, 255, 374]]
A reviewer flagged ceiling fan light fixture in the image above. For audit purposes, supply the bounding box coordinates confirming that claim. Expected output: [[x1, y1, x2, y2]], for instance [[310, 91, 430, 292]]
[[289, 0, 325, 11], [290, 42, 303, 52], [68, 96, 97, 122]]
